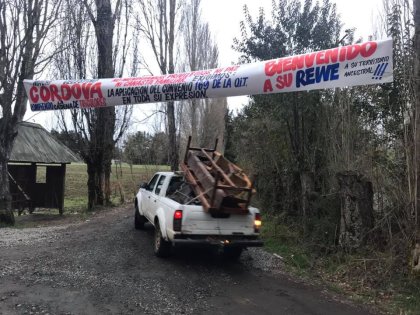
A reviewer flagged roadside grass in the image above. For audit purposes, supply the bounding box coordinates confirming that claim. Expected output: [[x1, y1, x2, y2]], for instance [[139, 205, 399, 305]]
[[11, 164, 420, 314], [12, 163, 169, 227], [261, 213, 420, 315], [65, 162, 169, 203], [386, 275, 420, 315], [65, 162, 169, 205], [262, 219, 312, 274]]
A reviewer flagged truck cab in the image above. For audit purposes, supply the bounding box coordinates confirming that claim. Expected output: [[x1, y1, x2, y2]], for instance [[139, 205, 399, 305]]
[[134, 172, 263, 259]]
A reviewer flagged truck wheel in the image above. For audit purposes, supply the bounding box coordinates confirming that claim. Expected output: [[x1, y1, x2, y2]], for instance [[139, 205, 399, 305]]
[[223, 247, 243, 261], [134, 206, 146, 230], [154, 222, 171, 258]]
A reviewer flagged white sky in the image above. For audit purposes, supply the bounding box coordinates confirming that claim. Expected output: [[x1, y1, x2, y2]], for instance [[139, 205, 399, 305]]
[[201, 0, 384, 112], [27, 0, 385, 131], [202, 0, 383, 66]]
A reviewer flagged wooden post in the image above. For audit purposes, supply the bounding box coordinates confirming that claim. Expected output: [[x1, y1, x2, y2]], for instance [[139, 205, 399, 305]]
[[212, 138, 219, 159], [59, 163, 66, 215], [0, 159, 14, 225], [184, 136, 192, 164], [336, 171, 374, 251], [210, 171, 220, 208]]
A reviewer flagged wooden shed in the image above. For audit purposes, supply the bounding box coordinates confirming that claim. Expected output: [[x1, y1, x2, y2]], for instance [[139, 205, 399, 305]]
[[8, 122, 79, 214]]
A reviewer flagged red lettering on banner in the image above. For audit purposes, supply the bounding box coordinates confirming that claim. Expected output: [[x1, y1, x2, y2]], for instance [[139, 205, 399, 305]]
[[263, 79, 273, 92], [292, 55, 305, 70], [346, 45, 360, 60], [225, 66, 239, 72], [80, 97, 106, 108], [81, 83, 92, 99], [50, 85, 62, 101], [275, 73, 293, 89], [282, 57, 293, 72], [61, 84, 72, 101], [265, 61, 278, 76], [360, 41, 377, 57], [304, 53, 316, 68], [28, 82, 103, 103], [40, 86, 50, 102], [71, 84, 82, 99], [90, 82, 103, 98], [339, 47, 347, 61], [29, 87, 39, 103], [325, 48, 339, 64], [264, 42, 380, 78], [316, 51, 326, 65]]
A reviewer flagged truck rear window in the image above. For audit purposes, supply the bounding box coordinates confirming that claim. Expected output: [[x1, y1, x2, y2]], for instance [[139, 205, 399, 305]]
[[166, 176, 200, 205]]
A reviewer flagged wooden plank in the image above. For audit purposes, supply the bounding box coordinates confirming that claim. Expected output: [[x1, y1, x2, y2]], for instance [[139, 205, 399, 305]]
[[182, 146, 253, 214]]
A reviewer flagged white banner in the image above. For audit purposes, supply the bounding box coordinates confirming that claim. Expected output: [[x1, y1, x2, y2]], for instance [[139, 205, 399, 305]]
[[24, 39, 393, 111]]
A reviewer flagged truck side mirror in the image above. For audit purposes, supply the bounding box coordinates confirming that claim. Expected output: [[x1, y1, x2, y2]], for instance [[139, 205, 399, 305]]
[[140, 182, 148, 189]]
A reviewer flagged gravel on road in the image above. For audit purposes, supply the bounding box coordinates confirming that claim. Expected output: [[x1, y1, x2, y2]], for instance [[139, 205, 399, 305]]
[[0, 205, 377, 315]]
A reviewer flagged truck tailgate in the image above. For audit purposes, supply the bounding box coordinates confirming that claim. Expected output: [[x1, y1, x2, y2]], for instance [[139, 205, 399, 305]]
[[181, 206, 254, 235]]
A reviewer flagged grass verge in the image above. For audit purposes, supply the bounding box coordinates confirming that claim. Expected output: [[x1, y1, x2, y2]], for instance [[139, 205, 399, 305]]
[[261, 214, 420, 315], [11, 163, 169, 228]]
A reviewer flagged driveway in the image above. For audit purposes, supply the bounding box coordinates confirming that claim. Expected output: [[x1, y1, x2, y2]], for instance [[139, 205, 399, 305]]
[[0, 205, 376, 315]]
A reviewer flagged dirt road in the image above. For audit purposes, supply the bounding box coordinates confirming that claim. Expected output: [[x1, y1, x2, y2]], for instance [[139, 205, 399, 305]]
[[0, 205, 376, 315]]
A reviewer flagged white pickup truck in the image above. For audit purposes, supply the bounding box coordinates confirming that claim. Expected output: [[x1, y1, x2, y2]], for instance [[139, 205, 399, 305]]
[[134, 171, 263, 259]]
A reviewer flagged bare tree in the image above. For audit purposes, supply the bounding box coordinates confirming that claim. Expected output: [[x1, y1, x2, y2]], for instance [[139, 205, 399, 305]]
[[413, 0, 420, 271], [179, 0, 226, 150], [137, 0, 181, 170], [0, 0, 62, 225], [85, 0, 119, 205], [199, 98, 227, 149], [181, 0, 200, 143], [54, 0, 133, 209]]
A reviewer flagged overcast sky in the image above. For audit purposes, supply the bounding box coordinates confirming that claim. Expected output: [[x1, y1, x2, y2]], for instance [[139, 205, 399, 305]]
[[202, 0, 383, 65], [27, 0, 385, 131], [201, 0, 384, 112]]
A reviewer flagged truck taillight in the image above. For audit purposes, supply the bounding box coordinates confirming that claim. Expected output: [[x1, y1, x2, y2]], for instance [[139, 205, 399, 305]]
[[173, 210, 183, 232], [254, 213, 262, 233]]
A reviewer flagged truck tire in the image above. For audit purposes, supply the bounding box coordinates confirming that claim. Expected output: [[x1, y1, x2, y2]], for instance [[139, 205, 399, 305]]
[[223, 247, 243, 261], [134, 206, 146, 230], [154, 221, 171, 257]]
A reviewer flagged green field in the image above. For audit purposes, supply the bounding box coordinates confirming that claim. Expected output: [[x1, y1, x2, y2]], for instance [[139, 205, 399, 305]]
[[64, 162, 169, 212]]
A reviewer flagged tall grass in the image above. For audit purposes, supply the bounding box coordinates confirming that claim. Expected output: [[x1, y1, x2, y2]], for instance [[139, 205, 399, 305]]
[[64, 162, 169, 211]]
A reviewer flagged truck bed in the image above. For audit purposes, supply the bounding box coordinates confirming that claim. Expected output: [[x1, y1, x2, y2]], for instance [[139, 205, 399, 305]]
[[180, 137, 255, 215]]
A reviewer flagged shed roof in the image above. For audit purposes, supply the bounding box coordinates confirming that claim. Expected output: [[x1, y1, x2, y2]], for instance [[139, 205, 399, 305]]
[[10, 122, 80, 164]]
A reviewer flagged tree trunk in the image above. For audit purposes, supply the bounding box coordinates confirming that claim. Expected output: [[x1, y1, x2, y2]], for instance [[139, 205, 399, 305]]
[[104, 158, 112, 205], [0, 158, 14, 226], [102, 107, 115, 204], [336, 171, 374, 251], [191, 99, 198, 144], [95, 163, 104, 205], [414, 0, 420, 228], [94, 0, 116, 204], [168, 101, 178, 170], [139, 0, 179, 171], [0, 3, 35, 225], [0, 63, 29, 225], [87, 161, 96, 210], [167, 0, 179, 171], [0, 118, 16, 226], [413, 0, 420, 273], [300, 171, 314, 221]]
